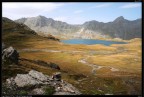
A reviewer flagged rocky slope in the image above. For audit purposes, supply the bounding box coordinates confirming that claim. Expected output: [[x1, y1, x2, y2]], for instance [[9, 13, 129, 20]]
[[15, 16, 80, 38], [2, 17, 60, 47], [3, 70, 81, 95], [15, 15, 141, 40], [2, 46, 82, 95]]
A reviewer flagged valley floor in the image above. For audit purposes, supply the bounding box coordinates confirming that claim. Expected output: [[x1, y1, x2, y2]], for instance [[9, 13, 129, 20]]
[[2, 38, 142, 95]]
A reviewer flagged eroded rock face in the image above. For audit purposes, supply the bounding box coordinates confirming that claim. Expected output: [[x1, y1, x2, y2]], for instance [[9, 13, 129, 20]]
[[5, 70, 82, 95], [14, 74, 42, 87], [29, 70, 49, 82], [2, 46, 19, 64]]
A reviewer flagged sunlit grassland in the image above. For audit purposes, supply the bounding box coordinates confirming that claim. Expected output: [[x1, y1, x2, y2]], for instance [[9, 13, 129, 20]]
[[87, 54, 141, 73], [86, 39, 141, 76], [3, 36, 142, 95], [20, 51, 92, 76]]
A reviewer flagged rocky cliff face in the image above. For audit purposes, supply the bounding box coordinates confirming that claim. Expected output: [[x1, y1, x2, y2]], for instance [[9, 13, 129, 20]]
[[15, 15, 141, 40]]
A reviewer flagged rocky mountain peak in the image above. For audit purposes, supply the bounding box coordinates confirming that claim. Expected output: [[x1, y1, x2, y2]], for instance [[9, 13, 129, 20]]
[[36, 15, 53, 21], [37, 15, 46, 18], [114, 16, 125, 22]]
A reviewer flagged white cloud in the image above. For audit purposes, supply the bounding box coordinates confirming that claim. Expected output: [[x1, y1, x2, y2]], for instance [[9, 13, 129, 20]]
[[120, 3, 141, 8], [74, 10, 83, 14], [2, 2, 64, 20], [90, 3, 113, 8]]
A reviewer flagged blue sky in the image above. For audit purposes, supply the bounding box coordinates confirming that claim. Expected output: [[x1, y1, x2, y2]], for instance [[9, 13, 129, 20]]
[[2, 2, 142, 24]]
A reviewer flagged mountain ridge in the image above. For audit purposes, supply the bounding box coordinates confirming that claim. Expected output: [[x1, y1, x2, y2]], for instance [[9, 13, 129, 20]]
[[15, 15, 141, 40]]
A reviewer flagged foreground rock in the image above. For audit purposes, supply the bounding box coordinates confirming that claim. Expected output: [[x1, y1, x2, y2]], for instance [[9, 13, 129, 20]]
[[2, 46, 19, 64], [4, 70, 82, 95]]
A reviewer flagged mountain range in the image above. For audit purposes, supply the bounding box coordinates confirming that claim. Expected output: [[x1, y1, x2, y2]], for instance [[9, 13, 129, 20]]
[[14, 15, 141, 40]]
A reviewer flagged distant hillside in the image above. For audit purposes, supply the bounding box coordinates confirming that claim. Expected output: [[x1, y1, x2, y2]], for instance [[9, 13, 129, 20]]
[[83, 16, 142, 40], [15, 15, 141, 40], [2, 17, 59, 47]]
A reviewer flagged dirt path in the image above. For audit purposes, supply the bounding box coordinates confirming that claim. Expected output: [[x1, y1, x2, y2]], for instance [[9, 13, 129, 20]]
[[78, 56, 119, 75], [20, 48, 123, 75]]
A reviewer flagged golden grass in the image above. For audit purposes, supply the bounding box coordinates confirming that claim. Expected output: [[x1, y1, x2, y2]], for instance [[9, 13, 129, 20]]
[[3, 37, 142, 95], [87, 54, 141, 73], [20, 51, 92, 76], [19, 60, 58, 75]]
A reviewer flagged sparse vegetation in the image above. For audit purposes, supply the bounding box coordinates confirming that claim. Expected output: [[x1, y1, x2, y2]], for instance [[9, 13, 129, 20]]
[[18, 90, 28, 95], [43, 86, 55, 95]]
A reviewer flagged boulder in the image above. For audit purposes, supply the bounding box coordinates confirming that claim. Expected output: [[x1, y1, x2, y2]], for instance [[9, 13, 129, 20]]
[[5, 70, 82, 95], [14, 74, 42, 87], [28, 70, 49, 82], [2, 46, 19, 64]]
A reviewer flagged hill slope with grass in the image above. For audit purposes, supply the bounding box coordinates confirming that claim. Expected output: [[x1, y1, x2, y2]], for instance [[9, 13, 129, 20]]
[[2, 17, 59, 48]]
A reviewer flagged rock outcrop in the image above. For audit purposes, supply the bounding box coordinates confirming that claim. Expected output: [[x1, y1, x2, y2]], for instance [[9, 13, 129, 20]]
[[47, 34, 60, 41], [5, 70, 82, 95], [2, 46, 19, 64]]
